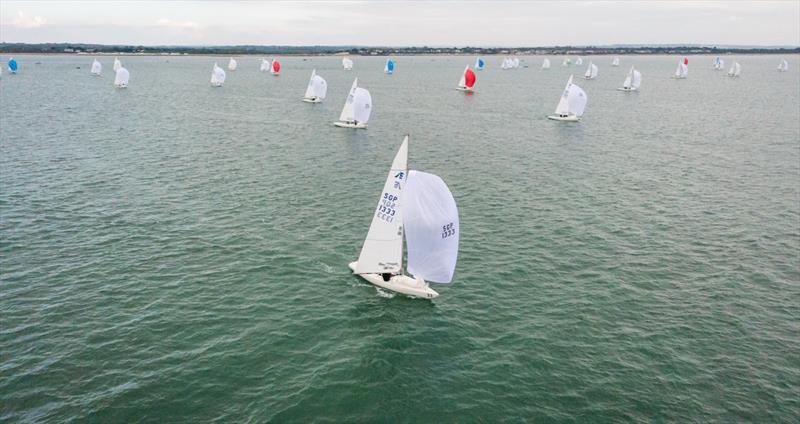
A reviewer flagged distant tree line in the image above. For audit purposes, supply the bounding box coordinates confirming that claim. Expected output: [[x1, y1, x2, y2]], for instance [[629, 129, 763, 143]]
[[1, 43, 797, 55]]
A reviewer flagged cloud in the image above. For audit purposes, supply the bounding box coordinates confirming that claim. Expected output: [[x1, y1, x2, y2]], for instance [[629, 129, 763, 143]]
[[156, 18, 200, 30], [12, 11, 46, 29]]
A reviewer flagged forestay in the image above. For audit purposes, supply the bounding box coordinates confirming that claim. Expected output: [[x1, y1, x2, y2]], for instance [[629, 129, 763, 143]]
[[355, 138, 408, 274], [404, 170, 460, 284]]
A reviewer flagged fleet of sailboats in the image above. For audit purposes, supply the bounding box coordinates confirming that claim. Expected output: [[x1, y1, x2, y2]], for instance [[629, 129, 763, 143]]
[[583, 61, 598, 79], [334, 78, 372, 129], [210, 63, 226, 87], [302, 69, 328, 103], [456, 65, 476, 91], [548, 75, 587, 122], [618, 66, 642, 91], [114, 66, 130, 88], [349, 135, 459, 299], [90, 59, 102, 76]]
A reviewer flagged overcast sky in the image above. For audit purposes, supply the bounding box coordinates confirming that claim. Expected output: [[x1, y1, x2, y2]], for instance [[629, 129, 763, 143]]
[[1, 1, 798, 46]]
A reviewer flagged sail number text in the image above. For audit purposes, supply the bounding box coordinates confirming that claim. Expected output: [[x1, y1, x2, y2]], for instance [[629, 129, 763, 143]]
[[377, 193, 398, 223], [442, 223, 456, 239]]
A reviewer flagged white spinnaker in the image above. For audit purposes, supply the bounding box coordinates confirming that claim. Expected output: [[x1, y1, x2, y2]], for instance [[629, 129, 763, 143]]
[[355, 137, 408, 275], [542, 58, 550, 69], [228, 58, 237, 70], [113, 58, 121, 71], [576, 57, 583, 65], [632, 69, 642, 89], [554, 75, 573, 115], [338, 78, 358, 122], [91, 59, 102, 75], [260, 59, 270, 71], [567, 83, 587, 117], [114, 67, 129, 86], [211, 64, 226, 85], [732, 62, 741, 77], [458, 65, 468, 88], [404, 170, 459, 284], [352, 88, 372, 124], [342, 57, 353, 70], [304, 70, 317, 98]]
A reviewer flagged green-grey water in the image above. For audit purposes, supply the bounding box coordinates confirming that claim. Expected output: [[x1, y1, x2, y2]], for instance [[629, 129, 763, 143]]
[[1, 55, 799, 422]]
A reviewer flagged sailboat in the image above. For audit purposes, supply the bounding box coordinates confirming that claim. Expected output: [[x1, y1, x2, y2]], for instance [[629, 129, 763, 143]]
[[713, 56, 724, 70], [342, 57, 354, 70], [475, 57, 485, 71], [7, 58, 17, 74], [612, 56, 620, 67], [113, 57, 121, 72], [617, 66, 642, 91], [583, 61, 598, 79], [547, 75, 587, 122], [260, 59, 270, 72], [333, 78, 372, 129], [349, 135, 459, 299], [210, 63, 226, 87], [562, 57, 571, 67], [270, 59, 280, 75], [228, 58, 237, 71], [777, 59, 789, 72], [727, 62, 741, 78], [542, 58, 551, 69], [90, 59, 102, 76], [456, 65, 476, 92], [385, 58, 395, 74], [672, 57, 688, 79], [114, 66, 130, 88], [575, 57, 583, 66], [302, 69, 327, 103], [501, 57, 510, 70], [512, 57, 520, 68]]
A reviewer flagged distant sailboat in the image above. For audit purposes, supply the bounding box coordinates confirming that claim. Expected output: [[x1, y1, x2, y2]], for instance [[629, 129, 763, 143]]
[[617, 66, 642, 91], [90, 59, 102, 76], [113, 57, 121, 71], [673, 57, 688, 79], [342, 57, 354, 70], [727, 62, 741, 78], [302, 69, 328, 103], [260, 59, 270, 72], [713, 56, 724, 70], [777, 59, 789, 72], [7, 58, 17, 74], [228, 58, 237, 71], [334, 78, 372, 129], [456, 65, 476, 92], [612, 56, 620, 67], [562, 57, 571, 67], [575, 57, 583, 66], [512, 57, 520, 68], [210, 63, 226, 87], [114, 66, 130, 88], [270, 59, 280, 75], [475, 57, 485, 71], [349, 135, 459, 299], [501, 57, 510, 70], [385, 58, 394, 74], [584, 61, 598, 79], [547, 75, 587, 122], [542, 58, 551, 69]]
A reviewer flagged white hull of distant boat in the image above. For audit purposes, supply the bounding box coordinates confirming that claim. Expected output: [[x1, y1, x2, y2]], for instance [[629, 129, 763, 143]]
[[547, 114, 580, 122], [616, 87, 637, 92], [349, 262, 438, 299], [302, 97, 322, 103], [333, 121, 367, 129], [455, 87, 473, 92]]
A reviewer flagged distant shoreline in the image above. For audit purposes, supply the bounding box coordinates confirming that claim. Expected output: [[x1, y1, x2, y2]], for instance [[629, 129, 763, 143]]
[[2, 43, 798, 56]]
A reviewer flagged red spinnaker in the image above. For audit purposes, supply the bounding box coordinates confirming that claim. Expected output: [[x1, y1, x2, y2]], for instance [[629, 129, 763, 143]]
[[464, 68, 476, 88], [273, 60, 281, 72], [684, 57, 689, 65]]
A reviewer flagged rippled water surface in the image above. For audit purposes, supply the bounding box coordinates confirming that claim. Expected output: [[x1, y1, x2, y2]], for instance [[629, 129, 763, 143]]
[[1, 55, 799, 422]]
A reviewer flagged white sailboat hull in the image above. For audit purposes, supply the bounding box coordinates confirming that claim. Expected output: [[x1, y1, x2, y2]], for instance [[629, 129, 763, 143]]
[[211, 82, 223, 87], [617, 87, 637, 92], [302, 97, 322, 103], [334, 121, 367, 129], [115, 84, 128, 89], [349, 262, 438, 299], [455, 86, 473, 92], [547, 114, 580, 122]]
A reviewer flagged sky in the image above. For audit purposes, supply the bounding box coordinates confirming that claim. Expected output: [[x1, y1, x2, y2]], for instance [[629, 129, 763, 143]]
[[1, 1, 798, 47]]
